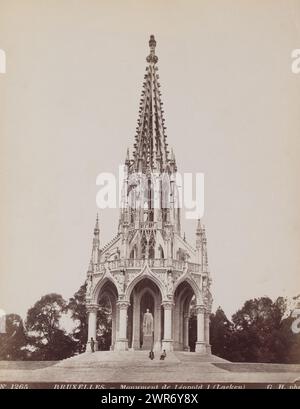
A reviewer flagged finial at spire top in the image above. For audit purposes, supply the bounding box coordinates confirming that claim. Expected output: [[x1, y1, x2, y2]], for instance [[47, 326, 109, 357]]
[[146, 34, 158, 64], [94, 212, 100, 234], [149, 34, 156, 49]]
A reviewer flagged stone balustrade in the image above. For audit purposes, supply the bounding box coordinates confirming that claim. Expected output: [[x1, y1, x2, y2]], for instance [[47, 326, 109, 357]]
[[98, 258, 203, 274]]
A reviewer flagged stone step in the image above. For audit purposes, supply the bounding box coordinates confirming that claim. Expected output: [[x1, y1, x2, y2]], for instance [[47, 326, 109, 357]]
[[55, 350, 180, 368], [174, 351, 229, 363]]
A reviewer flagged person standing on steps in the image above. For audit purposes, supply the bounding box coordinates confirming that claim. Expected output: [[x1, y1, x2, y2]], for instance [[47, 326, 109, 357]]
[[149, 350, 154, 360], [160, 350, 167, 360], [90, 337, 95, 353]]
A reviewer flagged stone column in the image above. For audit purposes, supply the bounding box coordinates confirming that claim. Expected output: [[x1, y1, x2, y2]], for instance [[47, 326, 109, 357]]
[[183, 313, 190, 351], [110, 302, 116, 351], [195, 305, 206, 354], [154, 304, 162, 351], [86, 304, 99, 352], [115, 301, 130, 351], [179, 308, 184, 347], [162, 301, 173, 351], [132, 292, 140, 350], [205, 311, 211, 354], [173, 303, 180, 349]]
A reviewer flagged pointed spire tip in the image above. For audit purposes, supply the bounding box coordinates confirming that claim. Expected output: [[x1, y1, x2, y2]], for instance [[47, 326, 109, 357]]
[[147, 34, 158, 64], [149, 35, 156, 48], [94, 212, 100, 234]]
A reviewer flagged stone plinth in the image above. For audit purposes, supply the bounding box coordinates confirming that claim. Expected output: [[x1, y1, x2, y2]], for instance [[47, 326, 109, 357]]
[[142, 334, 153, 350]]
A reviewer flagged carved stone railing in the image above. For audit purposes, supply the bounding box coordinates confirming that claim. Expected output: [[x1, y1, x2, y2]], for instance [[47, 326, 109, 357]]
[[188, 262, 201, 273], [98, 258, 202, 274], [124, 259, 144, 268], [171, 260, 185, 271], [128, 221, 163, 230], [147, 258, 167, 268]]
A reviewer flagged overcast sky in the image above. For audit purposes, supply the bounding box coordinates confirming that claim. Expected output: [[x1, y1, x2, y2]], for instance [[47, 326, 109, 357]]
[[0, 0, 300, 320]]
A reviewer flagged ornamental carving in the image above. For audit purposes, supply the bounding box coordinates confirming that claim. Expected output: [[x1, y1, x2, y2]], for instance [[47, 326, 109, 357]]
[[195, 305, 205, 314], [162, 301, 174, 310], [86, 303, 99, 313], [113, 271, 126, 294], [117, 301, 130, 310]]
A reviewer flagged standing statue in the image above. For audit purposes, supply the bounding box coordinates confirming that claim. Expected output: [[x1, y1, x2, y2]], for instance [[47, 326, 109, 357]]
[[167, 271, 173, 294], [86, 275, 93, 298], [143, 308, 154, 336]]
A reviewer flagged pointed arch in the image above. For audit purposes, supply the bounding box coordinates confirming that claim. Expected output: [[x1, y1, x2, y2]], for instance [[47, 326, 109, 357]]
[[130, 244, 137, 259], [124, 267, 166, 302], [158, 244, 164, 259], [173, 274, 202, 305], [92, 275, 119, 304]]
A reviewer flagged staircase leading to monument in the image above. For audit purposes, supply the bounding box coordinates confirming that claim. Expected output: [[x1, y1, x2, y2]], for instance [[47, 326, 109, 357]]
[[174, 351, 229, 363], [54, 350, 228, 369]]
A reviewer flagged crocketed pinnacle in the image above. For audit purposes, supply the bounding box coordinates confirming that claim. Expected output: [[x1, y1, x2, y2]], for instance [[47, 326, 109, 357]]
[[132, 35, 170, 173]]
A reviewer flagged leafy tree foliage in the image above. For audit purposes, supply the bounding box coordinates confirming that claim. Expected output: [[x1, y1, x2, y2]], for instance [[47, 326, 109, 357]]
[[0, 314, 27, 360], [210, 307, 234, 360], [26, 293, 76, 360], [67, 284, 112, 352], [67, 284, 88, 354], [230, 297, 291, 362], [96, 301, 112, 351], [212, 297, 300, 363]]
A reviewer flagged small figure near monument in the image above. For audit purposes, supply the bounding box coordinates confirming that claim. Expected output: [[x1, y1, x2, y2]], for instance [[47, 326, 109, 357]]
[[149, 350, 154, 360], [160, 350, 167, 360], [90, 337, 95, 353], [143, 308, 154, 336]]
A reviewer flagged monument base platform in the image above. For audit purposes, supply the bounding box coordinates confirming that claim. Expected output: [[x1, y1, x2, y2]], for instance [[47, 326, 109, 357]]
[[142, 334, 153, 350], [195, 342, 207, 354], [162, 339, 173, 352], [114, 339, 129, 351]]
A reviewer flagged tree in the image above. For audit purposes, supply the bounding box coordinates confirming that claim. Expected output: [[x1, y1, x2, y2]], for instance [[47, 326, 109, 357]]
[[67, 284, 88, 353], [26, 293, 76, 360], [210, 307, 234, 360], [67, 284, 113, 352], [0, 314, 27, 360], [96, 300, 112, 351], [231, 297, 291, 363]]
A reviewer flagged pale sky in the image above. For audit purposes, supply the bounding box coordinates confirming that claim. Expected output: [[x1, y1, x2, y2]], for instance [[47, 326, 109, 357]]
[[0, 0, 300, 321]]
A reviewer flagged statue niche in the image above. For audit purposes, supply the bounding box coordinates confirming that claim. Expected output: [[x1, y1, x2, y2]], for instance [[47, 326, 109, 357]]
[[141, 307, 154, 350], [143, 308, 154, 336]]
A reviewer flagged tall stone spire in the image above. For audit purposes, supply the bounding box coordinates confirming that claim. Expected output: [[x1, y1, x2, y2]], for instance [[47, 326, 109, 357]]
[[195, 218, 209, 274], [195, 218, 202, 246], [132, 35, 169, 173], [88, 213, 100, 271]]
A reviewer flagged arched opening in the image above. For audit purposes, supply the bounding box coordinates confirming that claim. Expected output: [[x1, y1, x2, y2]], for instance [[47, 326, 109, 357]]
[[176, 248, 186, 261], [141, 233, 155, 259], [173, 281, 196, 351], [128, 278, 163, 351], [148, 235, 155, 259], [130, 245, 137, 259], [141, 236, 147, 259], [158, 245, 164, 259], [97, 280, 118, 351]]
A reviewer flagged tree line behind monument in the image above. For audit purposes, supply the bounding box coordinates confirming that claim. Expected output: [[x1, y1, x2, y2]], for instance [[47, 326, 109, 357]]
[[0, 284, 299, 364]]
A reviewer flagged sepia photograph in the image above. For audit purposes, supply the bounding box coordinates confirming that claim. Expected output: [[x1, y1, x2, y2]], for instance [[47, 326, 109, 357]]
[[0, 0, 300, 391]]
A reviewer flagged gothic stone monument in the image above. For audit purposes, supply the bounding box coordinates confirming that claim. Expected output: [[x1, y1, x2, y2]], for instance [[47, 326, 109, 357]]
[[85, 35, 213, 354]]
